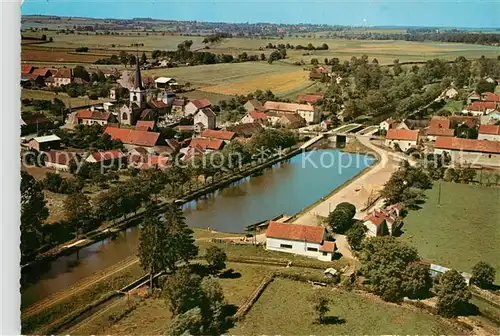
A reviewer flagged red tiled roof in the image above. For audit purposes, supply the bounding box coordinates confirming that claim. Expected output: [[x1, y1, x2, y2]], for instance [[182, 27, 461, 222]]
[[201, 129, 236, 141], [32, 68, 52, 77], [363, 211, 389, 226], [136, 120, 155, 130], [248, 111, 268, 121], [479, 125, 500, 135], [54, 68, 72, 79], [386, 129, 420, 141], [21, 64, 34, 74], [150, 100, 169, 109], [191, 99, 211, 109], [104, 127, 160, 147], [45, 150, 77, 165], [89, 149, 125, 162], [227, 122, 263, 137], [281, 113, 306, 125], [296, 94, 324, 104], [427, 127, 454, 137], [482, 92, 500, 103], [429, 116, 451, 130], [128, 154, 169, 169], [435, 137, 500, 154], [264, 101, 314, 112], [189, 137, 224, 150], [466, 101, 496, 112], [266, 221, 325, 243], [76, 110, 111, 121], [319, 241, 336, 253], [176, 125, 195, 132]]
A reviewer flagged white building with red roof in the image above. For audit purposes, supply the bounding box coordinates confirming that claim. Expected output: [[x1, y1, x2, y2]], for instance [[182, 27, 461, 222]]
[[85, 149, 126, 164], [263, 101, 319, 124], [265, 221, 336, 261], [363, 204, 402, 237], [194, 108, 216, 130], [384, 129, 420, 152], [185, 99, 212, 116], [240, 111, 268, 124], [478, 125, 500, 142], [379, 117, 395, 132], [75, 110, 116, 126], [104, 127, 161, 150], [434, 137, 500, 167], [463, 101, 497, 116], [45, 150, 78, 171]]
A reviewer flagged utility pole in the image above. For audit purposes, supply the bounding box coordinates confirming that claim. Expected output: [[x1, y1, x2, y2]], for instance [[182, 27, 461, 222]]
[[437, 181, 442, 206]]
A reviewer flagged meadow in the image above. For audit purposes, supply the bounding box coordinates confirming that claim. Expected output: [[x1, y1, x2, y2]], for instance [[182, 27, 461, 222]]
[[400, 182, 500, 282], [231, 278, 457, 335], [21, 89, 111, 108]]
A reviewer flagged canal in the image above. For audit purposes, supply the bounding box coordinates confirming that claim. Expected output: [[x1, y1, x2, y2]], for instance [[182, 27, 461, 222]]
[[22, 149, 375, 307]]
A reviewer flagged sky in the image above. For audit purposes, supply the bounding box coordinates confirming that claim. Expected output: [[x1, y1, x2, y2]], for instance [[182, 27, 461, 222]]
[[21, 0, 500, 28]]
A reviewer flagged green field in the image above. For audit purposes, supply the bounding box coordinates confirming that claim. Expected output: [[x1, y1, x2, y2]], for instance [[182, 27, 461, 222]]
[[401, 182, 500, 282], [21, 89, 111, 108], [442, 100, 464, 114], [232, 278, 457, 335]]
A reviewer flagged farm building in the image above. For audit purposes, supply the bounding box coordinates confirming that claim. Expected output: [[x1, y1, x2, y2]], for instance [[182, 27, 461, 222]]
[[185, 99, 212, 116], [379, 117, 395, 132], [384, 129, 420, 152], [244, 99, 265, 112], [296, 94, 324, 104], [28, 134, 61, 152], [201, 129, 236, 142], [86, 149, 126, 166], [75, 110, 116, 126], [362, 204, 402, 237], [240, 111, 268, 124], [44, 150, 77, 171], [434, 137, 500, 167], [265, 221, 336, 262], [104, 127, 161, 149], [264, 101, 319, 124]]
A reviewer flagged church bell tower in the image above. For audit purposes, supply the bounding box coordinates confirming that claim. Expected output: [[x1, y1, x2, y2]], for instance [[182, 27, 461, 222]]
[[130, 59, 146, 108]]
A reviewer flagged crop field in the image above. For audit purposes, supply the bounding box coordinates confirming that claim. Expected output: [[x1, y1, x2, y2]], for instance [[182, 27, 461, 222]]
[[232, 278, 457, 334], [21, 89, 111, 108], [401, 182, 500, 283], [21, 46, 114, 63], [201, 70, 309, 95], [145, 62, 300, 87]]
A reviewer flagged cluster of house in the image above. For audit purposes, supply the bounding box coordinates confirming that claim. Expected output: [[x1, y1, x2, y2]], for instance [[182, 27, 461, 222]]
[[20, 63, 119, 88], [462, 91, 500, 116], [382, 113, 500, 167]]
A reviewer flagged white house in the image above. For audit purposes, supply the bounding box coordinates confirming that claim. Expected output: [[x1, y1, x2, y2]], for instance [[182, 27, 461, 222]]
[[194, 108, 216, 130], [480, 111, 500, 125], [154, 77, 176, 89], [444, 88, 458, 99], [362, 204, 402, 237], [185, 99, 212, 116], [384, 129, 420, 152], [50, 68, 72, 87], [263, 101, 319, 124], [434, 137, 500, 167], [379, 117, 395, 132], [478, 125, 500, 141], [265, 221, 336, 262], [240, 110, 268, 124]]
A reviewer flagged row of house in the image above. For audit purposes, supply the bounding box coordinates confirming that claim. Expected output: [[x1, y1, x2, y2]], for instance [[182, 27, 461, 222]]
[[21, 64, 92, 88], [463, 92, 500, 116]]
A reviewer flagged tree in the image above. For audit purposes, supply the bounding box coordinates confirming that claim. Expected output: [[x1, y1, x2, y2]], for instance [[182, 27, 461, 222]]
[[21, 171, 48, 260], [164, 267, 204, 315], [401, 262, 432, 299], [328, 202, 356, 233], [63, 192, 92, 238], [128, 54, 137, 66], [309, 293, 329, 324], [311, 58, 319, 66], [119, 50, 128, 67], [471, 261, 496, 289], [165, 307, 203, 336], [393, 59, 402, 76], [199, 277, 227, 334], [359, 236, 420, 302], [205, 246, 227, 273], [73, 65, 90, 82], [475, 79, 496, 94], [346, 222, 367, 251], [436, 270, 471, 317]]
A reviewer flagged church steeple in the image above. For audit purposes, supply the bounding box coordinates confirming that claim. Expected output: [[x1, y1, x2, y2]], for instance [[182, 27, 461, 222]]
[[133, 59, 143, 90], [130, 54, 146, 109]]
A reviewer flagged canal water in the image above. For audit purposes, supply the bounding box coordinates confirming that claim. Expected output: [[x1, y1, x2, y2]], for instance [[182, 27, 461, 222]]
[[22, 149, 375, 307]]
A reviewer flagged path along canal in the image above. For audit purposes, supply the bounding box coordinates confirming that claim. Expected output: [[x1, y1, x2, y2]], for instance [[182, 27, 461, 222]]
[[22, 149, 375, 307]]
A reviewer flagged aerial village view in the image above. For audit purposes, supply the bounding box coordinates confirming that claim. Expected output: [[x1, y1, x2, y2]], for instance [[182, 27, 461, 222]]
[[13, 0, 500, 334]]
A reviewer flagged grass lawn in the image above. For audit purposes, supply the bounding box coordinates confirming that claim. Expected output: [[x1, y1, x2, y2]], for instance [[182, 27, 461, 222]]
[[443, 100, 464, 114], [21, 89, 111, 108], [232, 278, 457, 335], [400, 182, 500, 282], [181, 90, 235, 104]]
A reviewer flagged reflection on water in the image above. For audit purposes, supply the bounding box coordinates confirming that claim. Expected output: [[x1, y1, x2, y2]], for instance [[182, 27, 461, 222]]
[[21, 149, 374, 307]]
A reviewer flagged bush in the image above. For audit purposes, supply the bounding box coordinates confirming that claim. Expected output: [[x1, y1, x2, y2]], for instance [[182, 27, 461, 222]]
[[471, 261, 496, 289], [75, 47, 89, 52]]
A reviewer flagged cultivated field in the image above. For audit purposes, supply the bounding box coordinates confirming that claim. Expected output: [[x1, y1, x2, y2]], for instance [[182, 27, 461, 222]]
[[401, 182, 500, 282], [201, 70, 309, 95], [232, 278, 457, 334], [21, 89, 111, 108]]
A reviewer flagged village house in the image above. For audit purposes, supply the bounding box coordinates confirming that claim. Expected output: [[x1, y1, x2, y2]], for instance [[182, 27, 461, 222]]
[[379, 117, 395, 132], [21, 64, 34, 75], [171, 98, 186, 116], [85, 149, 126, 167], [187, 137, 225, 151], [104, 127, 161, 151], [467, 91, 481, 104], [21, 73, 45, 88], [265, 221, 336, 262], [266, 111, 281, 126], [244, 99, 265, 112], [75, 110, 117, 126], [434, 137, 500, 167], [443, 88, 459, 99], [309, 66, 329, 80], [154, 77, 177, 89], [135, 120, 156, 131], [149, 99, 169, 114], [384, 129, 420, 152], [279, 113, 307, 129], [50, 68, 72, 87], [397, 119, 430, 132], [462, 101, 497, 116], [426, 116, 454, 141], [362, 204, 402, 237], [480, 111, 500, 125], [201, 129, 236, 142], [478, 125, 500, 141], [481, 92, 500, 103], [296, 94, 324, 105], [240, 110, 268, 124], [226, 122, 263, 138], [28, 134, 61, 152], [264, 101, 319, 124], [185, 99, 212, 116], [44, 150, 78, 171], [194, 108, 216, 130]]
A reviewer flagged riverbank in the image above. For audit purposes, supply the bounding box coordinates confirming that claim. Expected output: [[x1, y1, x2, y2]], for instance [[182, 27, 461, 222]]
[[293, 136, 401, 225]]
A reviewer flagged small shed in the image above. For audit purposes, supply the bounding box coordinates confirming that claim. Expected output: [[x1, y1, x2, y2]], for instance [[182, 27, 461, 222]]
[[28, 134, 61, 152]]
